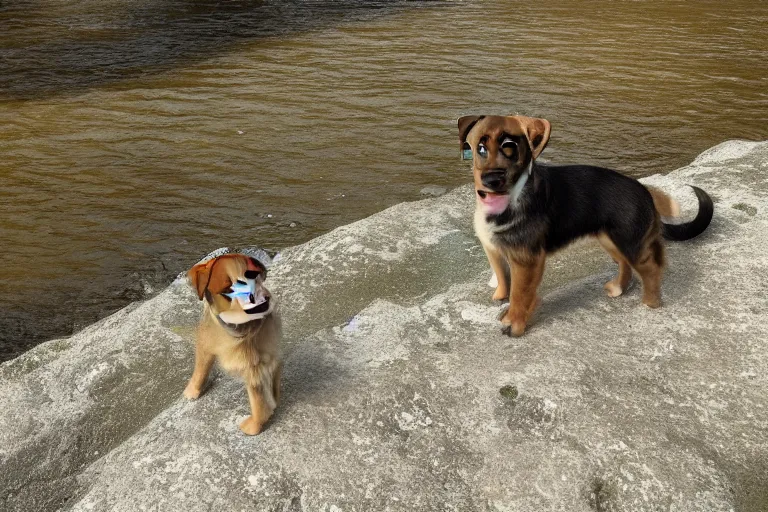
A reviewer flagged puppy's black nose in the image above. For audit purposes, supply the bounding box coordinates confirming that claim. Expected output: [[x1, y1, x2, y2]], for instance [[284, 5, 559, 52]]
[[481, 171, 507, 192]]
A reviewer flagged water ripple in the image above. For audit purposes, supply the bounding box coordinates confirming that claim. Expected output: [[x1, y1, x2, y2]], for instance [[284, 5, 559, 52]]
[[1, 0, 767, 359]]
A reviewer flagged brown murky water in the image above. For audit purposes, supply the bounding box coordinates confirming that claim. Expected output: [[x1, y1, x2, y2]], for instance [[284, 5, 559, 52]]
[[1, 0, 767, 360]]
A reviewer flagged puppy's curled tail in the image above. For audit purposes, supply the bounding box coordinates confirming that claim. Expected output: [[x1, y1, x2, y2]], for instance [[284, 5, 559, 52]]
[[648, 185, 714, 241]]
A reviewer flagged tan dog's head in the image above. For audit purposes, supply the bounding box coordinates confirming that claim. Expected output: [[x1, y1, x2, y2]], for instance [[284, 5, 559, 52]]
[[458, 115, 551, 215], [188, 253, 272, 325]]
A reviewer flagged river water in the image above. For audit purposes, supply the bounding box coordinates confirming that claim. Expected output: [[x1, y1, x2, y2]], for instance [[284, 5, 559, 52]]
[[1, 0, 766, 360]]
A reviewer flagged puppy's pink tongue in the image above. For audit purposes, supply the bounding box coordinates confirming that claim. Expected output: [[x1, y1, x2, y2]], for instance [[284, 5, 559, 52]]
[[479, 192, 510, 215]]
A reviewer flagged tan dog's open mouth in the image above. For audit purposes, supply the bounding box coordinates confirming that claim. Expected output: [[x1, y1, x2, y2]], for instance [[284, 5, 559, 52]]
[[244, 298, 270, 315], [219, 296, 272, 325], [218, 272, 272, 324]]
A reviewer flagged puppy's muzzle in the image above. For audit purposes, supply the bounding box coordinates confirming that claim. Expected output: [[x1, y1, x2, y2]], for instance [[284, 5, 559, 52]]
[[480, 170, 508, 193]]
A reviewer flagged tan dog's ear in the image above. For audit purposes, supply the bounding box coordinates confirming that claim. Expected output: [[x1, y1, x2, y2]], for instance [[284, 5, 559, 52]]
[[458, 115, 484, 146], [187, 261, 213, 300], [514, 116, 551, 159], [247, 257, 267, 279]]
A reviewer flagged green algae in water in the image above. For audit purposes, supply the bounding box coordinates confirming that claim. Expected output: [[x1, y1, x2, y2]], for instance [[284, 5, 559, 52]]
[[732, 202, 757, 216], [499, 385, 519, 401]]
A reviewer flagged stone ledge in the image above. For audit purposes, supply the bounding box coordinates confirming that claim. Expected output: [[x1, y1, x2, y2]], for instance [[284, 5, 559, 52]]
[[1, 140, 766, 512]]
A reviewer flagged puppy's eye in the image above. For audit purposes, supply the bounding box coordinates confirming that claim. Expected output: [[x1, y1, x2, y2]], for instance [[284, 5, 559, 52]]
[[477, 144, 488, 158], [500, 138, 518, 159]]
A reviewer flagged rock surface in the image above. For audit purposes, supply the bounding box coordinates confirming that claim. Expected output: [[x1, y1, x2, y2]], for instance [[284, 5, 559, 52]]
[[1, 140, 767, 512]]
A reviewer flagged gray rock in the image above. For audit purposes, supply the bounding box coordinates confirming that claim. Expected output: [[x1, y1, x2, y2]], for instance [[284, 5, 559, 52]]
[[1, 140, 767, 512], [420, 185, 448, 197]]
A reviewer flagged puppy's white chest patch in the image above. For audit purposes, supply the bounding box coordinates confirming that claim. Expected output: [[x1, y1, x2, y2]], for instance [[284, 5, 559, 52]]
[[474, 205, 496, 248]]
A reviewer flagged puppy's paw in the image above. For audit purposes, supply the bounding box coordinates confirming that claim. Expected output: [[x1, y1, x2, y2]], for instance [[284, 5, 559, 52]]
[[239, 416, 264, 436], [183, 384, 202, 400], [500, 309, 527, 337], [501, 321, 526, 337], [492, 286, 510, 302], [643, 297, 662, 309], [604, 281, 624, 298]]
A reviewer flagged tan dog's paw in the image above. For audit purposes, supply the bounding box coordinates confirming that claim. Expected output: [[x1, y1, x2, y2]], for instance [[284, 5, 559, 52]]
[[183, 383, 202, 400], [239, 416, 264, 436], [604, 280, 624, 298]]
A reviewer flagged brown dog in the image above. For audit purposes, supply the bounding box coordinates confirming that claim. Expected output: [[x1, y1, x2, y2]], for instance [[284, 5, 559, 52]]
[[458, 115, 713, 336], [184, 253, 281, 435]]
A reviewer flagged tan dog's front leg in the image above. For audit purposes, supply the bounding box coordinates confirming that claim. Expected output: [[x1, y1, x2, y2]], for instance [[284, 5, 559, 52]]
[[483, 244, 510, 301], [501, 251, 545, 337], [239, 384, 273, 436], [183, 344, 215, 399]]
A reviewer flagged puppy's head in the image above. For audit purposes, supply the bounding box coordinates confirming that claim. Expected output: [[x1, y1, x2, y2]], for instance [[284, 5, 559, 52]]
[[458, 115, 551, 215], [187, 253, 273, 325]]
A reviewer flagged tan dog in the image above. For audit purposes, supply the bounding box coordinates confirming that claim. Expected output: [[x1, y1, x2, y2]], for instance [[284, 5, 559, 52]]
[[459, 115, 713, 336], [184, 253, 281, 435]]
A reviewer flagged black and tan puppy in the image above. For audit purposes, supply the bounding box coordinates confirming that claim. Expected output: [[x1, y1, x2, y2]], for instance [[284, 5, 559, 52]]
[[184, 253, 281, 435], [458, 115, 713, 337]]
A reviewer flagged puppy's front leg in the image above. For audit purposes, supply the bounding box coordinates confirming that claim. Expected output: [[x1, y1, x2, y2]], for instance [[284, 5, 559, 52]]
[[240, 384, 273, 436], [183, 343, 215, 399], [501, 251, 545, 337], [483, 244, 510, 302]]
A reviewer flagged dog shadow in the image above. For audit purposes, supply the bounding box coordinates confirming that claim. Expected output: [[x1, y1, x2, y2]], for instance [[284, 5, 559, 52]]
[[529, 258, 705, 334], [269, 339, 350, 424]]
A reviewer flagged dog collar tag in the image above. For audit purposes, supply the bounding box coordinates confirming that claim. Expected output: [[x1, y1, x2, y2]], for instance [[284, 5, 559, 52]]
[[461, 143, 472, 160]]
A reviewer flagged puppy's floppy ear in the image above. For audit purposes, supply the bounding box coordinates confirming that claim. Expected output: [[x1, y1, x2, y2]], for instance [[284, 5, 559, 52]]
[[458, 115, 484, 146], [514, 116, 551, 159], [187, 261, 213, 300]]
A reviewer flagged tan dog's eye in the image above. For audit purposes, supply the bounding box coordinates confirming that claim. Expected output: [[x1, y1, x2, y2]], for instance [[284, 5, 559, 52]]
[[477, 143, 488, 158], [501, 138, 518, 160]]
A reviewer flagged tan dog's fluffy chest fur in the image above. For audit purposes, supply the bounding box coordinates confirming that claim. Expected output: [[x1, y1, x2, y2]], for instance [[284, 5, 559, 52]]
[[184, 254, 282, 435], [200, 302, 279, 378]]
